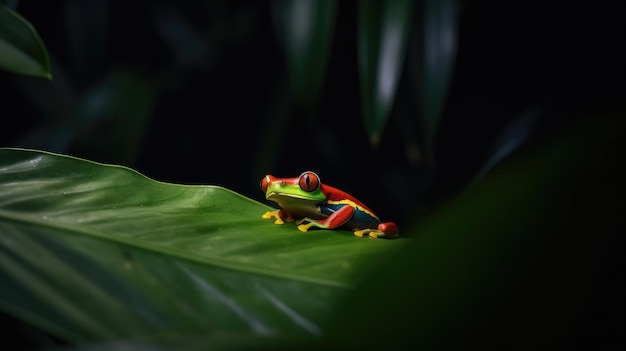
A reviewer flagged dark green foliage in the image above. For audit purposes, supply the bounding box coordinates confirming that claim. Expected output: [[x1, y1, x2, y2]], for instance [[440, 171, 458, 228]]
[[0, 4, 51, 78]]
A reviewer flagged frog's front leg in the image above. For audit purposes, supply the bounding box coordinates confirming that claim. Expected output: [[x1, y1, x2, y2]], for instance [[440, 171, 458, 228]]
[[296, 205, 355, 232], [262, 209, 294, 225]]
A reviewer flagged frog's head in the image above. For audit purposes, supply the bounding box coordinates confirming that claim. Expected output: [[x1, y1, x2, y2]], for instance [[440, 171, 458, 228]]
[[260, 171, 326, 205]]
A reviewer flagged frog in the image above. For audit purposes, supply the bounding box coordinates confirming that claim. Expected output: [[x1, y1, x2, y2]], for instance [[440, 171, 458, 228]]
[[260, 171, 398, 239]]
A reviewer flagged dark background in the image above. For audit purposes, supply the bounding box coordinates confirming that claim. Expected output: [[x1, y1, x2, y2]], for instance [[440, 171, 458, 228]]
[[2, 1, 622, 224]]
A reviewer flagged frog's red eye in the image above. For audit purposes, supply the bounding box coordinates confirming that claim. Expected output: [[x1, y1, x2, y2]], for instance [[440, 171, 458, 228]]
[[298, 171, 320, 192], [260, 175, 271, 193]]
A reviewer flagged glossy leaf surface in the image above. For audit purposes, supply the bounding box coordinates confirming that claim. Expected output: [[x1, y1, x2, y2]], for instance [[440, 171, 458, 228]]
[[0, 149, 404, 344], [0, 4, 51, 78]]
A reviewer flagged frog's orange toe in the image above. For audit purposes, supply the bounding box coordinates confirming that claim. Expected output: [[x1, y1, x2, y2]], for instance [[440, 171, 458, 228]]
[[297, 223, 312, 232], [353, 229, 367, 237], [368, 231, 384, 239]]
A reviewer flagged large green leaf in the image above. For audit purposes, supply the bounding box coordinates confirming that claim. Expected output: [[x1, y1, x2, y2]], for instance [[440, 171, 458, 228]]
[[0, 4, 51, 78], [0, 148, 404, 345]]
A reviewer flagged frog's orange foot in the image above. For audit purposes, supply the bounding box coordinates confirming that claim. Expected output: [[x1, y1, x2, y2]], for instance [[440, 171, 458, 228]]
[[296, 218, 328, 232], [354, 223, 399, 239], [262, 210, 283, 224], [353, 229, 382, 238], [262, 210, 293, 225], [297, 223, 312, 232], [353, 229, 366, 237]]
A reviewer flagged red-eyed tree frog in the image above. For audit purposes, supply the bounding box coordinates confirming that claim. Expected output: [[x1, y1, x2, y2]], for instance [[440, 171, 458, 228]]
[[260, 171, 399, 239]]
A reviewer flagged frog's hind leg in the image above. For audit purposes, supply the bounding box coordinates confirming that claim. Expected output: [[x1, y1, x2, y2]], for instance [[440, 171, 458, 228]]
[[296, 206, 355, 232]]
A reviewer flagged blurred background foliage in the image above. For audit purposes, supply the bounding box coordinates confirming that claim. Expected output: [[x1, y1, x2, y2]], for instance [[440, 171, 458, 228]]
[[1, 0, 624, 348], [1, 0, 623, 227]]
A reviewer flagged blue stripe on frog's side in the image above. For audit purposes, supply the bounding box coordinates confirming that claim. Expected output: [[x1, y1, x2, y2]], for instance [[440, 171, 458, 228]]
[[320, 202, 381, 230]]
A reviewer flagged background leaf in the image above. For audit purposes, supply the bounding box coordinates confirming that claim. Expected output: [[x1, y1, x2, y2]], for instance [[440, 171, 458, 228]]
[[0, 148, 404, 345], [0, 4, 51, 78], [73, 70, 157, 165], [422, 0, 458, 157], [358, 0, 412, 145], [280, 0, 336, 112]]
